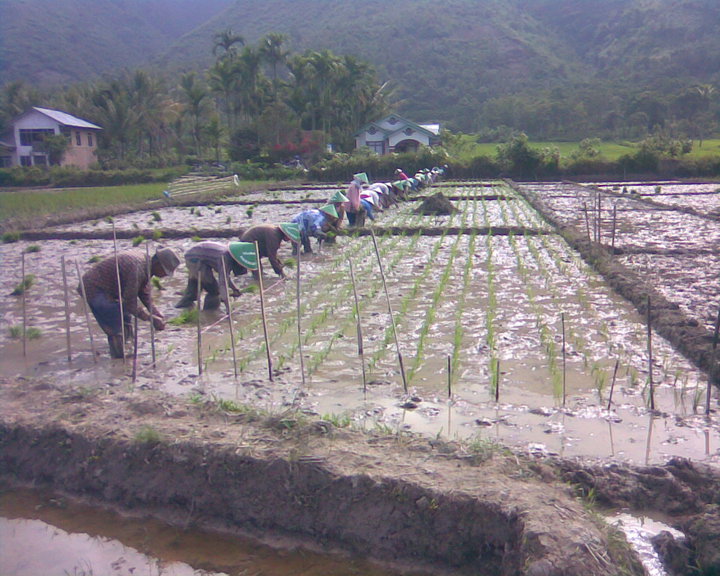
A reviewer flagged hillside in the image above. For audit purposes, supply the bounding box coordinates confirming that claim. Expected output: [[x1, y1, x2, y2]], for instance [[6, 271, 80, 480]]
[[2, 0, 720, 131]]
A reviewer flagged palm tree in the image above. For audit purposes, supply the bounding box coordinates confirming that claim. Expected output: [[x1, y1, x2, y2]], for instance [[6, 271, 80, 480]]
[[259, 33, 288, 101], [212, 29, 245, 60], [180, 72, 210, 158]]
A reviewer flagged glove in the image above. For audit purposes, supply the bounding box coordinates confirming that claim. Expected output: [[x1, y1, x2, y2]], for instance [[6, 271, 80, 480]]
[[231, 289, 241, 298], [152, 316, 166, 331]]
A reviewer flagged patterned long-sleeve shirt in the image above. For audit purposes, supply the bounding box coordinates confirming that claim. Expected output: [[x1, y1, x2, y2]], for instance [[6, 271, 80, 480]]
[[79, 249, 157, 318], [239, 225, 287, 277], [184, 241, 240, 295]]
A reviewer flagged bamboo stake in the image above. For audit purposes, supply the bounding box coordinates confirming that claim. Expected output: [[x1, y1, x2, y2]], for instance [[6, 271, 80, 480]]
[[561, 312, 566, 407], [369, 230, 407, 392], [447, 354, 452, 398], [255, 241, 273, 382], [607, 358, 620, 411], [111, 222, 126, 362], [597, 192, 602, 244], [707, 305, 720, 415], [75, 259, 97, 361], [131, 314, 138, 382], [582, 203, 591, 242], [296, 245, 306, 387], [348, 258, 366, 393], [61, 256, 72, 362], [196, 265, 203, 375], [495, 357, 501, 402], [220, 256, 238, 378], [646, 295, 655, 410], [611, 204, 617, 252], [21, 252, 27, 357], [145, 243, 156, 368]]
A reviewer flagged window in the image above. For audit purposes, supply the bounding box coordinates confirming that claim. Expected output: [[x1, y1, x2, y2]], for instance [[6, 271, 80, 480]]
[[19, 128, 54, 146], [0, 156, 12, 168], [20, 156, 32, 166], [366, 141, 385, 155], [75, 131, 82, 146], [87, 133, 93, 147]]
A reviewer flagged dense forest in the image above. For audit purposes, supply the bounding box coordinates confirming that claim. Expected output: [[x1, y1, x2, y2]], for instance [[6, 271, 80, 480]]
[[2, 0, 720, 172]]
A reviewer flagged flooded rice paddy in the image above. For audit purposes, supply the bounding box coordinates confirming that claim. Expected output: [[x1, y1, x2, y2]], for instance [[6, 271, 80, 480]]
[[2, 180, 719, 467]]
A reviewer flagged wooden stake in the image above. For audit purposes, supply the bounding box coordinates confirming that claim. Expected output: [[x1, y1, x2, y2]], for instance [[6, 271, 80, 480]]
[[145, 243, 156, 368], [611, 204, 617, 252], [196, 264, 203, 375], [646, 295, 655, 410], [561, 312, 566, 407], [21, 252, 26, 357], [75, 259, 97, 361], [495, 357, 501, 402], [61, 255, 72, 362], [707, 305, 720, 415], [255, 241, 273, 381], [348, 258, 366, 393], [597, 192, 602, 244], [607, 358, 620, 411], [296, 245, 306, 387], [370, 230, 407, 392], [220, 255, 238, 378], [111, 222, 126, 362], [131, 314, 138, 382], [582, 203, 591, 242], [447, 354, 452, 399]]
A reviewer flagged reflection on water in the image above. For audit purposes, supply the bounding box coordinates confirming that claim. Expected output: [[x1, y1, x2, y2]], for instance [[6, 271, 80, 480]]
[[0, 489, 410, 576], [609, 512, 685, 576]]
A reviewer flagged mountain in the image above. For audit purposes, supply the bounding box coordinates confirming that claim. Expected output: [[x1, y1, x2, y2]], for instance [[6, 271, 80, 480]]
[[0, 0, 233, 85], [2, 0, 720, 131]]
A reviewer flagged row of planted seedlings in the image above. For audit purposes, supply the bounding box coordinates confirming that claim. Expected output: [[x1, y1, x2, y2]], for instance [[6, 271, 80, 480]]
[[501, 186, 710, 414]]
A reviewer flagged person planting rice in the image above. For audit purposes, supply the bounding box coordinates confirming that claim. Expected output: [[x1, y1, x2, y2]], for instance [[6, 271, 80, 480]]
[[324, 190, 349, 243], [238, 222, 301, 279], [292, 204, 340, 254], [174, 241, 247, 311], [79, 246, 180, 358], [343, 172, 369, 227]]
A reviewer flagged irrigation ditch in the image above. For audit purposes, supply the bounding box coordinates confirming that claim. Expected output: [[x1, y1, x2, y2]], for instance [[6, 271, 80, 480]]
[[2, 178, 720, 575]]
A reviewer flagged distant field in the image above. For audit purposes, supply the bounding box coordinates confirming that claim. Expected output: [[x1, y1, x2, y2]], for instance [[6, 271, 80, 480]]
[[467, 140, 720, 162]]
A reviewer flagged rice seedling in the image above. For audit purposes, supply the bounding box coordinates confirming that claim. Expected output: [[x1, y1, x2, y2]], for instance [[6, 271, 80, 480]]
[[1, 231, 20, 243], [151, 211, 162, 222], [25, 244, 41, 253], [169, 308, 199, 325], [11, 274, 36, 295], [26, 327, 42, 340], [132, 235, 145, 246], [152, 229, 163, 240], [134, 425, 162, 444]]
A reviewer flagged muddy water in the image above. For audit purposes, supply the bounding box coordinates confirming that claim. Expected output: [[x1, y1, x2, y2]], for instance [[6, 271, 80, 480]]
[[0, 488, 408, 576], [2, 181, 719, 467]]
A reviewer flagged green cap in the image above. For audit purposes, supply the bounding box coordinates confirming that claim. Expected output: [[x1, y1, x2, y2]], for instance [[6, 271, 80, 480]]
[[319, 204, 339, 219], [353, 172, 369, 184], [329, 190, 349, 203], [229, 241, 258, 270], [279, 222, 301, 244]]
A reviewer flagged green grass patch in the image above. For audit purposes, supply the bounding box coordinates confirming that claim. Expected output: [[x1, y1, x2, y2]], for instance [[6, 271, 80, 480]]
[[0, 183, 169, 224]]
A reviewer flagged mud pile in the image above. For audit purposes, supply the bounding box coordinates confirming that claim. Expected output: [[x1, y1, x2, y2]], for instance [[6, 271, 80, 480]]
[[414, 192, 458, 215]]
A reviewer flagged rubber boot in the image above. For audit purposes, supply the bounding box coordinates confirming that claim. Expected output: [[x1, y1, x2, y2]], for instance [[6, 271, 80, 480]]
[[108, 334, 125, 358], [203, 293, 221, 311], [175, 278, 199, 308]]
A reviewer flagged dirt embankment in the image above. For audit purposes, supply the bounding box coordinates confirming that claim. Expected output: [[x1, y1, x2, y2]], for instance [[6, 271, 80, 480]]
[[510, 181, 720, 386], [0, 377, 645, 576]]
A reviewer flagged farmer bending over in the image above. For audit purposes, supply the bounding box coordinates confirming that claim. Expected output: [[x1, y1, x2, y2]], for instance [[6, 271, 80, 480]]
[[79, 246, 180, 358], [175, 241, 247, 311], [292, 204, 340, 254], [238, 223, 300, 279]]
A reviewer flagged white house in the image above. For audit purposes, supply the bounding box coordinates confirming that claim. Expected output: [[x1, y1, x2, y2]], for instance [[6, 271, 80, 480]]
[[354, 114, 441, 155], [0, 107, 102, 169]]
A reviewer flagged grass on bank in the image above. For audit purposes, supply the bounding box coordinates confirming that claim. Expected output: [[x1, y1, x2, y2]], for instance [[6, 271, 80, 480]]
[[460, 138, 720, 163], [0, 179, 266, 231]]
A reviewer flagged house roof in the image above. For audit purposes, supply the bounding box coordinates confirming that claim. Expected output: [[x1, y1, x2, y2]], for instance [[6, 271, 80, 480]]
[[355, 114, 438, 139], [30, 107, 102, 130]]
